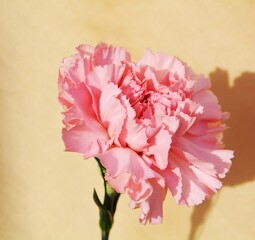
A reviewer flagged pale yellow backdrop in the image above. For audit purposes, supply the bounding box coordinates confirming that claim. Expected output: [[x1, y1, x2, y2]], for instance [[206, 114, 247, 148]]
[[1, 0, 255, 239]]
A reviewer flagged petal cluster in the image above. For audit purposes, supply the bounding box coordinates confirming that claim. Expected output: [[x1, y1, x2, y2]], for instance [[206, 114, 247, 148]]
[[58, 43, 233, 224]]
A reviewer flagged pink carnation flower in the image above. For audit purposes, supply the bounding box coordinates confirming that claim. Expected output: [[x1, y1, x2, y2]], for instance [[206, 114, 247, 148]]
[[58, 43, 233, 224]]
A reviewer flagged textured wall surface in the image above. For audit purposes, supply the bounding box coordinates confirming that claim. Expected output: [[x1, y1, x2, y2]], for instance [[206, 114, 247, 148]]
[[1, 0, 255, 239]]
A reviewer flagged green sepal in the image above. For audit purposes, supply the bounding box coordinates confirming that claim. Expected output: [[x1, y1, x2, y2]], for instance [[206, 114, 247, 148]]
[[94, 157, 120, 240], [93, 188, 113, 234], [93, 188, 104, 208]]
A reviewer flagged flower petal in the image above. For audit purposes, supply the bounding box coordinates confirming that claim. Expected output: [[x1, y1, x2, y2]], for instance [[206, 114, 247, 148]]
[[63, 124, 110, 159], [98, 147, 157, 182], [191, 75, 211, 94], [99, 83, 126, 145], [133, 179, 167, 224], [176, 136, 233, 178], [94, 42, 131, 66], [86, 64, 126, 115], [61, 83, 110, 158], [138, 49, 185, 73], [118, 96, 148, 151], [192, 90, 222, 121], [145, 127, 172, 170], [167, 149, 222, 206]]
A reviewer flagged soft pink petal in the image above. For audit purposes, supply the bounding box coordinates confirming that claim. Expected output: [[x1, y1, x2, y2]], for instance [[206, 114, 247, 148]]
[[135, 179, 167, 224], [76, 44, 95, 57], [192, 90, 222, 121], [94, 42, 131, 66], [119, 65, 146, 105], [63, 124, 110, 159], [63, 83, 102, 130], [128, 179, 153, 203], [124, 122, 148, 151], [154, 115, 180, 135], [86, 64, 126, 115], [162, 164, 183, 204], [118, 96, 148, 151], [191, 75, 211, 94], [173, 99, 204, 140], [138, 49, 185, 74], [145, 127, 172, 170], [99, 83, 126, 145], [176, 136, 233, 178], [59, 53, 92, 85], [105, 172, 131, 194], [61, 82, 111, 158], [167, 149, 222, 206], [58, 49, 95, 110], [97, 147, 158, 185]]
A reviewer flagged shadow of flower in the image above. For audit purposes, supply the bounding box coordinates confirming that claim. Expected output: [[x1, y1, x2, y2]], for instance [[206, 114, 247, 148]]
[[189, 69, 255, 240]]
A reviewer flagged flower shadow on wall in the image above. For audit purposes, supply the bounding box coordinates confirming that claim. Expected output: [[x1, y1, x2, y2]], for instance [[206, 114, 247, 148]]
[[189, 69, 255, 240]]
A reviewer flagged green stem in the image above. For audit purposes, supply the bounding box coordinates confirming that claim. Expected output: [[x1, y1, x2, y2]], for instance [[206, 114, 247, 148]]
[[94, 158, 120, 240], [102, 230, 109, 240]]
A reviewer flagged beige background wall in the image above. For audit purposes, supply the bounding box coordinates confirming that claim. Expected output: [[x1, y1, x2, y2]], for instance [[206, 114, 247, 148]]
[[1, 0, 255, 239]]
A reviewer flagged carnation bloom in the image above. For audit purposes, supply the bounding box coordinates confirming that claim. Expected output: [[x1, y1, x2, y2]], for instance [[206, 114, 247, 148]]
[[58, 43, 233, 224]]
